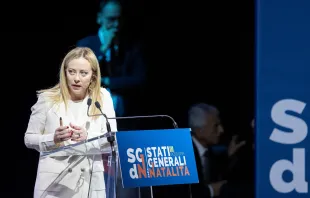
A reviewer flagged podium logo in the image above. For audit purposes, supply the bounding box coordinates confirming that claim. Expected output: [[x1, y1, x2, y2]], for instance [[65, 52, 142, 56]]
[[127, 146, 190, 179], [269, 99, 308, 193]]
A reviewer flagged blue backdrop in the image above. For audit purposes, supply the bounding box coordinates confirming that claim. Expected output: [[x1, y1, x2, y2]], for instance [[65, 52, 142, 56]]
[[256, 0, 310, 197]]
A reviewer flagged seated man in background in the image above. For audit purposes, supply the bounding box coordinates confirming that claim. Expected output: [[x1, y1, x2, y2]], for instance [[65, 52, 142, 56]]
[[77, 0, 146, 117], [188, 103, 245, 198]]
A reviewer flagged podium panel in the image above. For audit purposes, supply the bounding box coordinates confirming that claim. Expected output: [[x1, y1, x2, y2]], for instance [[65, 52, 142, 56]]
[[115, 128, 199, 188]]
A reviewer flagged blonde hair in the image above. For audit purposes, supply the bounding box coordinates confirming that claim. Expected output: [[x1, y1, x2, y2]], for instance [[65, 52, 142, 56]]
[[38, 47, 103, 118]]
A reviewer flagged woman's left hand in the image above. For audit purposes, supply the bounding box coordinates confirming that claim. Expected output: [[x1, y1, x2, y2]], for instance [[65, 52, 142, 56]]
[[70, 123, 88, 142]]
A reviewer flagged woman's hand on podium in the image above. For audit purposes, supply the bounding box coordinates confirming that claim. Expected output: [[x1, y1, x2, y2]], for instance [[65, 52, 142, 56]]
[[54, 126, 72, 144], [69, 123, 88, 142]]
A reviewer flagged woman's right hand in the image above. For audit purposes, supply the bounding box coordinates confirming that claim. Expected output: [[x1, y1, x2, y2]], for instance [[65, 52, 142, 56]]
[[54, 126, 72, 144]]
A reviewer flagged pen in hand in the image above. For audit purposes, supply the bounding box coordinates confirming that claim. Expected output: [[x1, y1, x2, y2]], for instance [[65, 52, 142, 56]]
[[60, 117, 63, 127], [60, 117, 73, 137], [55, 117, 71, 144]]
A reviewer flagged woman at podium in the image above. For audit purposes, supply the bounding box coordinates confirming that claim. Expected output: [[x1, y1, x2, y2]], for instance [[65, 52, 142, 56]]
[[24, 47, 117, 198]]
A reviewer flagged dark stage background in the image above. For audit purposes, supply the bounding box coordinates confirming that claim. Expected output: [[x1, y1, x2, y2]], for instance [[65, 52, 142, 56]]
[[4, 0, 254, 197]]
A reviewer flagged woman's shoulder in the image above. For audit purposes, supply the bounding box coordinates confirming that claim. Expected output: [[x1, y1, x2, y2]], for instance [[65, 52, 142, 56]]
[[36, 92, 48, 103], [35, 90, 58, 109], [30, 92, 52, 113], [37, 90, 55, 101]]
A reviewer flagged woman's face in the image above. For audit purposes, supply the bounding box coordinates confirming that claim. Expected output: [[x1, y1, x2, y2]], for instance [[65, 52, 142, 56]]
[[66, 57, 93, 101]]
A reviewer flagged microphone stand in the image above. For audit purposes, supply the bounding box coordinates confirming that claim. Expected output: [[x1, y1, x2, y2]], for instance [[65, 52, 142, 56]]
[[95, 102, 115, 153], [87, 99, 116, 152], [95, 101, 118, 198], [87, 99, 117, 198]]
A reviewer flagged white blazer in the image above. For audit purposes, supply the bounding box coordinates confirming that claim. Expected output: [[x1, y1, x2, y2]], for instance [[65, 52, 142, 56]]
[[24, 88, 117, 198]]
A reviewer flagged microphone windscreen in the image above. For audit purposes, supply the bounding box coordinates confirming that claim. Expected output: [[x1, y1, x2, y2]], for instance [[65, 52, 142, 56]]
[[95, 101, 101, 109], [87, 98, 92, 106]]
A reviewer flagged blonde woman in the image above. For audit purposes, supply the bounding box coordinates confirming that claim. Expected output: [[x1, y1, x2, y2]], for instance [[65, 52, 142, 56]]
[[24, 47, 117, 198]]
